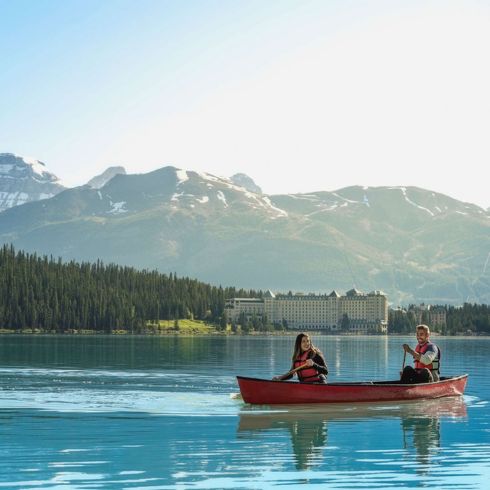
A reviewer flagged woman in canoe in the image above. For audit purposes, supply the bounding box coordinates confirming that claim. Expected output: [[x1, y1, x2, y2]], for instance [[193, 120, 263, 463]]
[[273, 333, 328, 383]]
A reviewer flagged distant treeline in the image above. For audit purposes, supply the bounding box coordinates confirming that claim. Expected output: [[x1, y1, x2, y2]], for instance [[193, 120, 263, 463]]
[[389, 303, 490, 335], [445, 304, 490, 334], [0, 245, 260, 332]]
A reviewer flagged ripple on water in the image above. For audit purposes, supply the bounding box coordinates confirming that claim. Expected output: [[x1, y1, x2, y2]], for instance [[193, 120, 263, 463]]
[[0, 389, 241, 415], [0, 367, 241, 415]]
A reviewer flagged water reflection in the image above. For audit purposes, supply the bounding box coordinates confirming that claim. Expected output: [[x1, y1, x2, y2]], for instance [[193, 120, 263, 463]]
[[238, 397, 467, 471], [401, 413, 440, 468]]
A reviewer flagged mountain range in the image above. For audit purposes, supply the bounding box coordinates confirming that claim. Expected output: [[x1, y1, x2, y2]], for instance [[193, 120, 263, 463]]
[[0, 153, 488, 305]]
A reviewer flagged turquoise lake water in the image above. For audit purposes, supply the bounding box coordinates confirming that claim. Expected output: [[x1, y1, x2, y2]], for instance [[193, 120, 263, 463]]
[[0, 335, 488, 489]]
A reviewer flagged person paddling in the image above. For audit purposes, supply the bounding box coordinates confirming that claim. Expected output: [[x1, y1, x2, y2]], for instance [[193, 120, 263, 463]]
[[273, 333, 328, 383], [401, 324, 441, 383]]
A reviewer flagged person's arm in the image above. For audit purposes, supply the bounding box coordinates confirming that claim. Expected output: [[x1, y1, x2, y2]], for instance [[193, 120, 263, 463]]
[[403, 344, 437, 365], [272, 363, 295, 381], [403, 343, 420, 362], [419, 345, 437, 365], [312, 352, 328, 376]]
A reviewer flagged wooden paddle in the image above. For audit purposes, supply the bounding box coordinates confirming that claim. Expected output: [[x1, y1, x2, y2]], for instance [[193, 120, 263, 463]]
[[400, 349, 407, 379], [231, 364, 308, 399], [273, 362, 308, 381], [232, 363, 311, 400]]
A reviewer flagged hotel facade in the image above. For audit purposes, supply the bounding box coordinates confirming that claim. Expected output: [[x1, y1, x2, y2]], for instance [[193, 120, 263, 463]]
[[225, 288, 388, 333]]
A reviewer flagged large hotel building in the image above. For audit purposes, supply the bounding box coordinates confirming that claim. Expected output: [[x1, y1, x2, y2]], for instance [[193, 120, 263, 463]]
[[225, 289, 388, 333]]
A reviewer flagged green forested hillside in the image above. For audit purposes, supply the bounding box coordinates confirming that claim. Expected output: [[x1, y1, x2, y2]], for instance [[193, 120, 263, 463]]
[[0, 245, 259, 332]]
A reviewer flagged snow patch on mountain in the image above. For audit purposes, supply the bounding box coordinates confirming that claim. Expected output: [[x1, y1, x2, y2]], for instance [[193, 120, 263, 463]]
[[197, 171, 251, 194], [216, 191, 228, 207], [24, 157, 47, 177], [306, 204, 340, 217], [175, 169, 189, 185], [108, 201, 128, 214], [190, 170, 287, 217], [0, 191, 29, 208], [400, 187, 435, 216], [262, 197, 288, 218], [171, 192, 184, 202], [196, 171, 222, 184], [332, 192, 360, 204]]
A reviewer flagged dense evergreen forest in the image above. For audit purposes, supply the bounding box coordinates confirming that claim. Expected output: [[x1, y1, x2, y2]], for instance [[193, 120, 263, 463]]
[[389, 303, 490, 335], [1, 245, 489, 335], [0, 245, 260, 332]]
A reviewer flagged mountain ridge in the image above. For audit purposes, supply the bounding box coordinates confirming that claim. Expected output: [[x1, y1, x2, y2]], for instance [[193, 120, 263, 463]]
[[0, 164, 488, 306]]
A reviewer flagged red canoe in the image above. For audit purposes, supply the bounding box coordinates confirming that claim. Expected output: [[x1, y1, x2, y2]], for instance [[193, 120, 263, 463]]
[[237, 375, 468, 404]]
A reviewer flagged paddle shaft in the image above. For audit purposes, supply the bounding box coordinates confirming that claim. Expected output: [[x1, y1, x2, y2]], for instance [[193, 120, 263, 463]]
[[275, 362, 308, 381]]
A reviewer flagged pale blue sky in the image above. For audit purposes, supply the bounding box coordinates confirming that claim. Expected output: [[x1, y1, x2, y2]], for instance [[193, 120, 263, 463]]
[[1, 0, 489, 208]]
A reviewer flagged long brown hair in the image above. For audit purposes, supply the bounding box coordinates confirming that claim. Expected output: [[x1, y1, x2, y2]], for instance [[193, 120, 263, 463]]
[[292, 333, 322, 361]]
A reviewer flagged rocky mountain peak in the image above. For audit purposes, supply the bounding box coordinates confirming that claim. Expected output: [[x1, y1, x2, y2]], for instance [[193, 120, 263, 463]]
[[86, 166, 127, 189], [0, 153, 66, 212], [230, 173, 262, 194], [0, 153, 59, 182]]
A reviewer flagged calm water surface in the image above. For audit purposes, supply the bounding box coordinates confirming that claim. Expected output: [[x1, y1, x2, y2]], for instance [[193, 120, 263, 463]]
[[0, 335, 488, 489]]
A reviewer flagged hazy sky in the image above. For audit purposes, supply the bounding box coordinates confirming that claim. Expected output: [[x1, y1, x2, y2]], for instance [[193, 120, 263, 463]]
[[1, 0, 489, 208]]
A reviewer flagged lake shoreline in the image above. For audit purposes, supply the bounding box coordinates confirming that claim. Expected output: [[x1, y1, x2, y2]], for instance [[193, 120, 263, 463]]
[[0, 329, 487, 338]]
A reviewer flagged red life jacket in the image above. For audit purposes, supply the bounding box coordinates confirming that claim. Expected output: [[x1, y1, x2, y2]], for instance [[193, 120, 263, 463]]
[[294, 350, 321, 382], [414, 342, 440, 371]]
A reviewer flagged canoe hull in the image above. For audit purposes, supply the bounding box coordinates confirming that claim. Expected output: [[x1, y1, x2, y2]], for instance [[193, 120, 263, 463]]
[[237, 375, 468, 404]]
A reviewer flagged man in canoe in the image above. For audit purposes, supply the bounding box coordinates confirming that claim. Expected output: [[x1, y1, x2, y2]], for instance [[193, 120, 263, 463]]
[[272, 333, 328, 383], [401, 324, 440, 383]]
